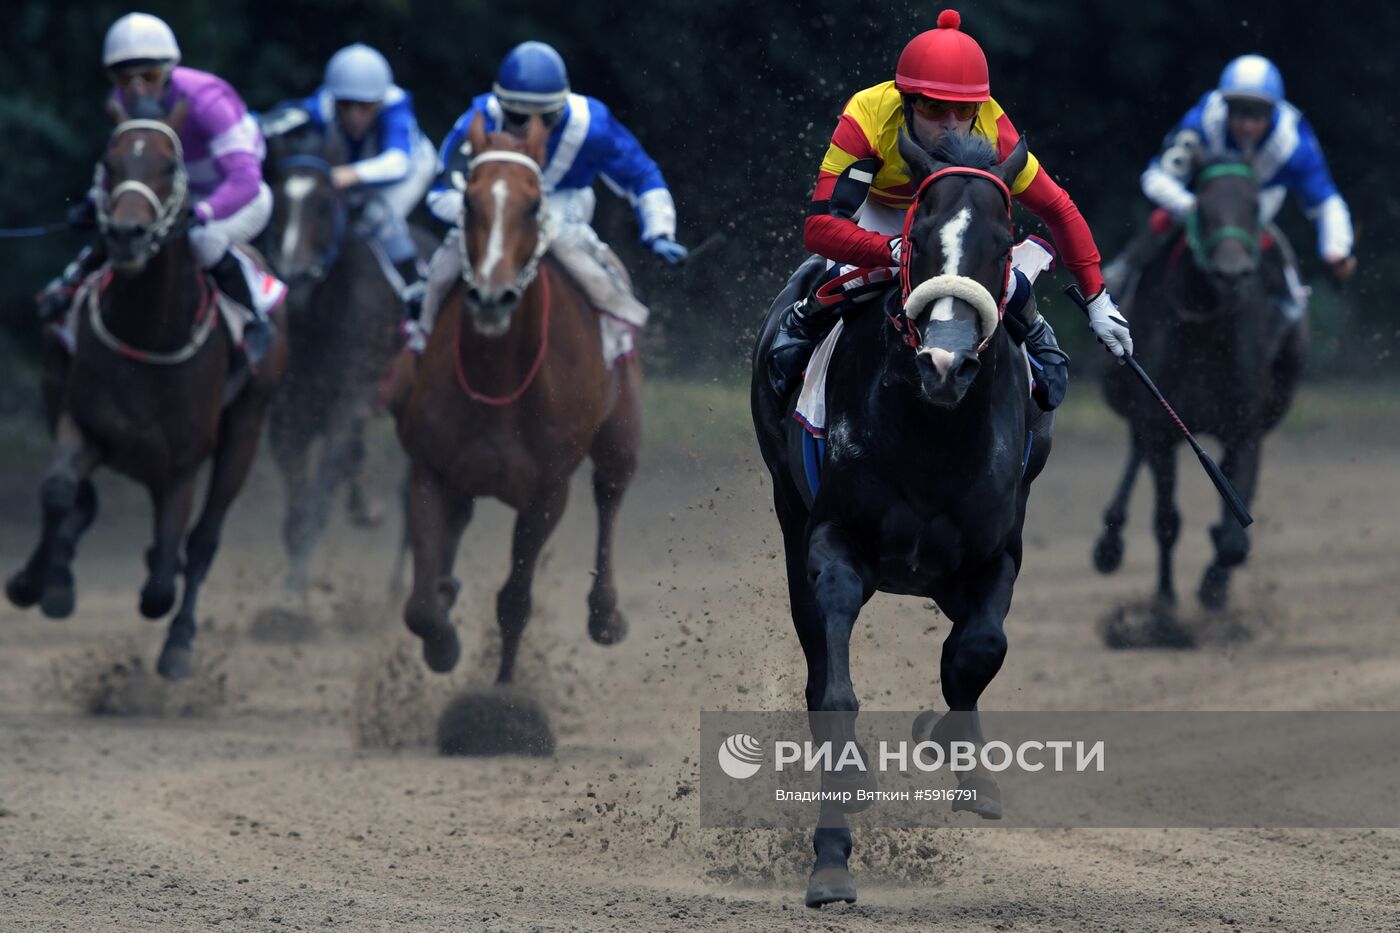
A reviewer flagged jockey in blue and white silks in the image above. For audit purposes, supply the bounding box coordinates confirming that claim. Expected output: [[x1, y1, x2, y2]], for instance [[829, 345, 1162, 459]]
[[1106, 55, 1356, 310], [426, 41, 687, 271], [268, 44, 438, 308]]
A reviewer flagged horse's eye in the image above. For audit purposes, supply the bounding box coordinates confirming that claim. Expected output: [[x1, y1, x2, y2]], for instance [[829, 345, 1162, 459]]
[[166, 163, 178, 177]]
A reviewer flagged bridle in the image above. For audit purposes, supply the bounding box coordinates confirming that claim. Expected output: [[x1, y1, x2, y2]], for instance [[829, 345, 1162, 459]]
[[1184, 162, 1260, 268], [93, 119, 189, 261], [273, 154, 348, 281], [456, 149, 554, 297], [896, 165, 1013, 354]]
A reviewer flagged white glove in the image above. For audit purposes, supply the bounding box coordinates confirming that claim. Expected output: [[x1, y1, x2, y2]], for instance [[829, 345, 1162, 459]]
[[1011, 236, 1055, 284], [888, 236, 904, 264], [1086, 289, 1133, 358]]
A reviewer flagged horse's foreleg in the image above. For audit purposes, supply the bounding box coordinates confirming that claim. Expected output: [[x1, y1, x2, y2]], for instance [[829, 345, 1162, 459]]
[[158, 396, 270, 680], [7, 415, 100, 617], [268, 401, 313, 596], [291, 405, 364, 585], [586, 360, 641, 646], [343, 415, 384, 528], [139, 473, 198, 623], [403, 465, 472, 673], [1094, 431, 1144, 574], [496, 481, 570, 684], [1199, 435, 1261, 610], [1145, 439, 1181, 607]]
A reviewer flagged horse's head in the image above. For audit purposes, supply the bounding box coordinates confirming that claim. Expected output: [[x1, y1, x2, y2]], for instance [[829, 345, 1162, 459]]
[[456, 112, 551, 337], [1186, 156, 1261, 296], [896, 130, 1025, 406], [264, 124, 347, 286], [97, 95, 189, 274]]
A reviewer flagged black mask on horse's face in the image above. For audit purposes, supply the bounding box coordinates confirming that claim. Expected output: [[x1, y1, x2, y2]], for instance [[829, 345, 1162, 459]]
[[1190, 163, 1261, 296], [266, 164, 343, 286], [898, 130, 1022, 408], [99, 97, 189, 275]]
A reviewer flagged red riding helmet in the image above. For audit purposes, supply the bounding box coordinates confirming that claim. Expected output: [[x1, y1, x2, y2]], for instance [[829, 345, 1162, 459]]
[[895, 10, 990, 102]]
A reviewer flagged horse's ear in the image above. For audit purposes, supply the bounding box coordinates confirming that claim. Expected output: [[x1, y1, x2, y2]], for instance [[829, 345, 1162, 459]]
[[164, 96, 190, 133], [106, 95, 130, 126], [467, 111, 489, 156], [898, 127, 940, 185], [523, 114, 548, 164], [996, 135, 1029, 188]]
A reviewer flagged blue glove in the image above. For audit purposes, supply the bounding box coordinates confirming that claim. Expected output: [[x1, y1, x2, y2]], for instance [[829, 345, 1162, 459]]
[[648, 236, 688, 266]]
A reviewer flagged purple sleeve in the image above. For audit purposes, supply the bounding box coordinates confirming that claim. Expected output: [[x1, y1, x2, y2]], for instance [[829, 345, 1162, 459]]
[[188, 84, 265, 221]]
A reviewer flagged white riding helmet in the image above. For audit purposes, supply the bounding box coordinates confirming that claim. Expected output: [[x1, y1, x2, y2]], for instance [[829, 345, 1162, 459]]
[[324, 44, 393, 103], [103, 13, 181, 68]]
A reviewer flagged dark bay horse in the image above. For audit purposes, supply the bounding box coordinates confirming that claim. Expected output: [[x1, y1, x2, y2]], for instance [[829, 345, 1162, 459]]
[[752, 132, 1052, 907], [4, 99, 287, 678], [262, 125, 429, 595], [394, 113, 639, 679], [1094, 157, 1302, 616]]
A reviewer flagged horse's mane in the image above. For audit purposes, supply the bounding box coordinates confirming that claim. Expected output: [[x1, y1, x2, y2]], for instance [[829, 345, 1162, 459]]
[[928, 133, 1000, 171]]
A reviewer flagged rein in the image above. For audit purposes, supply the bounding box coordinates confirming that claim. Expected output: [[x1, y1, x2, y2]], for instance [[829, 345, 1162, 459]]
[[86, 266, 218, 365], [896, 165, 1013, 354], [453, 148, 555, 406], [275, 154, 348, 275], [94, 120, 189, 256]]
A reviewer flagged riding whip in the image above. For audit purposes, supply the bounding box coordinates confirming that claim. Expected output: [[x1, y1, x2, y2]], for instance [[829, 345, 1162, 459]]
[[1065, 284, 1253, 528]]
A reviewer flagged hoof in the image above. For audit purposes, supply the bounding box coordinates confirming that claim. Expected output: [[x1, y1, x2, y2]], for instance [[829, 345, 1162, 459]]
[[39, 567, 76, 619], [911, 708, 941, 744], [6, 566, 43, 609], [588, 608, 629, 646], [156, 641, 195, 680], [421, 625, 461, 673], [139, 579, 177, 619], [347, 496, 385, 529], [805, 866, 857, 908], [953, 773, 1003, 820], [1093, 532, 1124, 574], [1198, 565, 1232, 611]]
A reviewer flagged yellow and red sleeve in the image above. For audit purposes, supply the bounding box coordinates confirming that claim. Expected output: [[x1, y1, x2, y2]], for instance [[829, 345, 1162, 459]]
[[803, 103, 901, 268]]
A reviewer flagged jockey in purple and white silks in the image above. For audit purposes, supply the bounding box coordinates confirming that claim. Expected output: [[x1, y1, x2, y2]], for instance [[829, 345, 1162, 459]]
[[37, 12, 284, 348], [263, 44, 439, 312], [1103, 54, 1356, 318], [417, 41, 686, 340]]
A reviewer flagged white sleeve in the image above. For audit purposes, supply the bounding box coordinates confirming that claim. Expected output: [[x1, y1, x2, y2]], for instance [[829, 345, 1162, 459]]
[[350, 149, 411, 186], [1308, 193, 1354, 260], [1141, 165, 1197, 217], [635, 187, 676, 241], [426, 188, 463, 226]]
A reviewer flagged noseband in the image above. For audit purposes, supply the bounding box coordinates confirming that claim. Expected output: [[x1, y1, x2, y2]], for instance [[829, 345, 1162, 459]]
[[897, 166, 1012, 354], [456, 150, 554, 296], [94, 119, 189, 256], [1185, 162, 1260, 268]]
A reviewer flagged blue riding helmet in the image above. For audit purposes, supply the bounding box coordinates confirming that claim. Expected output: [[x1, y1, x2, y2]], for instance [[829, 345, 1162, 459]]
[[493, 41, 570, 114], [1218, 54, 1284, 106]]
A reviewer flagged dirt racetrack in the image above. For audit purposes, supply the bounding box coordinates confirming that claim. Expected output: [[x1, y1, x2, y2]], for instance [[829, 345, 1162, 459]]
[[2, 381, 1398, 931]]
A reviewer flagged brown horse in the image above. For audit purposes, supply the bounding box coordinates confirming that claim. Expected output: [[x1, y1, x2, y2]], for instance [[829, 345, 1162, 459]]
[[394, 114, 640, 678], [4, 98, 287, 679]]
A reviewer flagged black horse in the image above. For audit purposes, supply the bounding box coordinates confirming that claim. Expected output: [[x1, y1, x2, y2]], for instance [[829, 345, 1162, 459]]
[[1094, 157, 1303, 619], [752, 132, 1053, 908], [261, 124, 432, 596]]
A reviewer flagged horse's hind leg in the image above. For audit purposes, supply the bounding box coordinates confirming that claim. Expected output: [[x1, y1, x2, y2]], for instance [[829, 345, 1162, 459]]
[[495, 481, 569, 684], [344, 415, 384, 528], [1094, 431, 1143, 574], [7, 416, 101, 617], [1198, 435, 1261, 611], [403, 465, 473, 673], [268, 399, 313, 596], [586, 359, 641, 646]]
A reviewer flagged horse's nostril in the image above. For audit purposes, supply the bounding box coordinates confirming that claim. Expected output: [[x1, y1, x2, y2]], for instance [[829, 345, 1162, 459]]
[[954, 355, 980, 384]]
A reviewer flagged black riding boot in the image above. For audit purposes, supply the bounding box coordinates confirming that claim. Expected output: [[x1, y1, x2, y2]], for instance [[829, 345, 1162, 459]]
[[36, 244, 107, 322], [210, 252, 272, 366], [767, 255, 842, 398], [1002, 269, 1069, 412]]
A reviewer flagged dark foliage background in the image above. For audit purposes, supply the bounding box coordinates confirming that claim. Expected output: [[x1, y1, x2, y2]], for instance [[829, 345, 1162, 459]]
[[2, 0, 1395, 390]]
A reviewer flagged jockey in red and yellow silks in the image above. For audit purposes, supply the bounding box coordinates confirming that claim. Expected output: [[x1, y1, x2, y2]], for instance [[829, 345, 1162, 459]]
[[767, 9, 1132, 406]]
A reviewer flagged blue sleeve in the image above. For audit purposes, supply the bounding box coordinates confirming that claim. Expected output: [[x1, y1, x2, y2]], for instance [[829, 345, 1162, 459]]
[[591, 101, 668, 200], [1275, 116, 1339, 213], [376, 91, 417, 157]]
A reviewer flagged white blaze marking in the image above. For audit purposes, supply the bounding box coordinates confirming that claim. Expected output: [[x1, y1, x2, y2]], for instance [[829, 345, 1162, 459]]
[[280, 175, 315, 261], [478, 179, 508, 283], [930, 207, 971, 321], [132, 138, 146, 157]]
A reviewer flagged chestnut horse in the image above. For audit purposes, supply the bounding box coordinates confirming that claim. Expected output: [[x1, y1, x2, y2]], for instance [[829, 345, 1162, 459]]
[[394, 114, 640, 678], [4, 99, 287, 679]]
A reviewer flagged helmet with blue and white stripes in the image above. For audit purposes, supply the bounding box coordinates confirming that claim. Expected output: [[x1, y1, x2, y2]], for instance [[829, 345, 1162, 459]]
[[325, 44, 393, 103], [1218, 55, 1284, 106], [493, 41, 570, 114]]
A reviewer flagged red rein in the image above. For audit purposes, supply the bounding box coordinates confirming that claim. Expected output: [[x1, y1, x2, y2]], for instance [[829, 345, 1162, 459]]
[[453, 269, 551, 407]]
